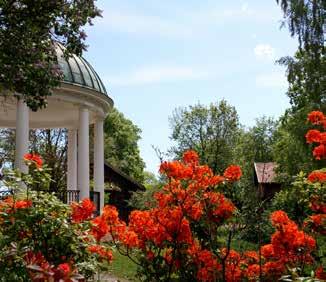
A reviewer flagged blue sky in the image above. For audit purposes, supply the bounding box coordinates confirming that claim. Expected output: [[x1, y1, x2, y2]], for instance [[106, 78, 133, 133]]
[[84, 0, 298, 174]]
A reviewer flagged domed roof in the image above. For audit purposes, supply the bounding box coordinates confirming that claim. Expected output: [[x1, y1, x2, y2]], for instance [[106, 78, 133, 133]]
[[55, 43, 107, 95]]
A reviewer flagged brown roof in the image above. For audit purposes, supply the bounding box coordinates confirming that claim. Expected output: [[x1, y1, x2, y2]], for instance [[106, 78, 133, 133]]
[[254, 162, 277, 183], [104, 161, 145, 191]]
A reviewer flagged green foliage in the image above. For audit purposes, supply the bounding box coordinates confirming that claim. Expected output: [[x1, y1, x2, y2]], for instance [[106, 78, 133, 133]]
[[276, 0, 325, 110], [0, 129, 68, 192], [128, 172, 163, 210], [273, 108, 325, 179], [270, 171, 325, 225], [278, 51, 326, 111], [0, 0, 101, 110], [169, 99, 240, 174], [30, 129, 68, 192], [275, 1, 325, 179], [104, 108, 145, 183]]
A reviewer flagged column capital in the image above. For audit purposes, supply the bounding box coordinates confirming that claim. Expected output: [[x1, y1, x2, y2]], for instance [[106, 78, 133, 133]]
[[94, 115, 105, 123], [79, 105, 90, 111]]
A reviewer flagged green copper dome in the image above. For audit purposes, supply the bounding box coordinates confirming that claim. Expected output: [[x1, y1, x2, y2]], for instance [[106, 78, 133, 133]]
[[55, 43, 107, 95]]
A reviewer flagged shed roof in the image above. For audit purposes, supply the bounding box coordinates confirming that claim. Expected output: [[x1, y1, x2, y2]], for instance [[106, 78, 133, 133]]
[[104, 161, 145, 192], [254, 162, 278, 183]]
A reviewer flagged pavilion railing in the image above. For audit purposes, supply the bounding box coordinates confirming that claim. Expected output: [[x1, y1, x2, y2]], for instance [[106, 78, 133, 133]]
[[0, 189, 80, 204], [0, 190, 13, 200], [0, 189, 101, 215], [56, 190, 80, 204]]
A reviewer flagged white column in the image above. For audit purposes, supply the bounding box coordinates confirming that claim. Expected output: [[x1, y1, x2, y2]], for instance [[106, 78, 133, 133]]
[[15, 99, 29, 174], [78, 107, 90, 200], [67, 129, 77, 191], [94, 117, 105, 211]]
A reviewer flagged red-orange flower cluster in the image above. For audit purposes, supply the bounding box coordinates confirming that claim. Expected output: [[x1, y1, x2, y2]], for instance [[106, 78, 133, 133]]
[[307, 170, 326, 183], [183, 150, 200, 165], [54, 263, 71, 280], [23, 153, 43, 169], [306, 111, 326, 160], [223, 165, 242, 182], [259, 211, 316, 279], [0, 197, 32, 211], [307, 111, 326, 127], [71, 198, 95, 223]]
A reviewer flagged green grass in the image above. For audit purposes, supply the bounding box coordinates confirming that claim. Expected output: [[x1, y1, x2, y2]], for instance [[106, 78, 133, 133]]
[[106, 249, 138, 281]]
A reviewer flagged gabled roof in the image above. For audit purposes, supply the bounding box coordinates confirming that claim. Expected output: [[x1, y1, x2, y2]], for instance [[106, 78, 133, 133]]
[[104, 161, 145, 191], [254, 162, 278, 184]]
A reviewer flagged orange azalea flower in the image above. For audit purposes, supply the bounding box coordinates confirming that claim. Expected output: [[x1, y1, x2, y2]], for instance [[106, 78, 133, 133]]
[[102, 205, 120, 224], [71, 198, 95, 223], [91, 216, 109, 242], [223, 165, 242, 181], [183, 150, 199, 165], [307, 111, 325, 125], [263, 261, 285, 279], [321, 132, 326, 144], [313, 144, 326, 160], [0, 197, 32, 210], [57, 263, 70, 276], [15, 199, 32, 209], [242, 251, 259, 264], [245, 264, 260, 281], [307, 170, 326, 183], [23, 153, 43, 169], [305, 129, 321, 144], [270, 210, 290, 227]]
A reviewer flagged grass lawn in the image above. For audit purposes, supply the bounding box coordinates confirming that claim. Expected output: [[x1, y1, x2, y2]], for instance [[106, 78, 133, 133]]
[[105, 249, 138, 281]]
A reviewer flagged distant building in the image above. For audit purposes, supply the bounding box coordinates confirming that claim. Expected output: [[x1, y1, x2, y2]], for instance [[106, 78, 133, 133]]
[[104, 162, 145, 221], [254, 162, 281, 200]]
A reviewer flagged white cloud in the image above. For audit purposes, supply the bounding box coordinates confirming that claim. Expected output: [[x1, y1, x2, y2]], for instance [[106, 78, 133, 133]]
[[107, 65, 212, 86], [255, 72, 287, 88], [254, 44, 276, 60]]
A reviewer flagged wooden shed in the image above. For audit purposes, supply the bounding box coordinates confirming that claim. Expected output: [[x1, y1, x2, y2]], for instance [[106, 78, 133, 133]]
[[104, 162, 145, 221], [254, 162, 281, 200]]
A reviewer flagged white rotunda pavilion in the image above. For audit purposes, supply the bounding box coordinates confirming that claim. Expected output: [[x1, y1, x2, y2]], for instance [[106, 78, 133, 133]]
[[0, 44, 113, 210]]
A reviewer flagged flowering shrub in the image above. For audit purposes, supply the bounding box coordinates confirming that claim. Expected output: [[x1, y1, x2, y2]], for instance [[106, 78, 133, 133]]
[[98, 110, 325, 281], [0, 157, 113, 281]]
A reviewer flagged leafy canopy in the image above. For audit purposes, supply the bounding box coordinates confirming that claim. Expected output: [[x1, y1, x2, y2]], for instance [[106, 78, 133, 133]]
[[104, 108, 145, 183], [169, 99, 240, 174], [0, 0, 101, 111]]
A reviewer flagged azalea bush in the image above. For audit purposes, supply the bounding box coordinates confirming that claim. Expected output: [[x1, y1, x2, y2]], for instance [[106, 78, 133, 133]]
[[0, 155, 113, 281], [97, 111, 325, 281]]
